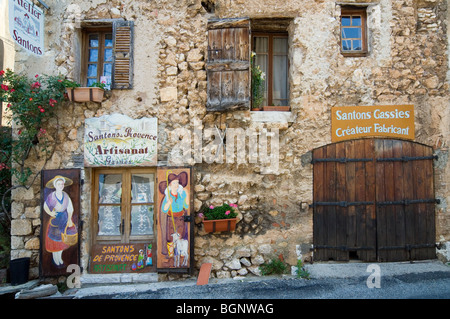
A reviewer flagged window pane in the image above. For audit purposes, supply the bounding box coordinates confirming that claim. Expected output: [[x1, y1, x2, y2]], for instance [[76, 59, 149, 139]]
[[87, 78, 96, 87], [273, 38, 288, 54], [88, 64, 97, 77], [342, 39, 352, 51], [131, 174, 154, 204], [89, 34, 99, 47], [131, 205, 154, 236], [98, 206, 121, 236], [353, 40, 362, 50], [104, 48, 113, 62], [89, 49, 98, 62], [273, 55, 288, 102], [103, 63, 112, 77], [254, 37, 268, 53], [99, 174, 122, 204], [342, 27, 361, 39], [352, 16, 362, 26], [105, 33, 113, 47], [342, 16, 351, 26]]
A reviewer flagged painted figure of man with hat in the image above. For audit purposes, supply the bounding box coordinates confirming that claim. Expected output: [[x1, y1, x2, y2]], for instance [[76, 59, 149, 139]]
[[159, 170, 189, 266], [43, 175, 77, 267]]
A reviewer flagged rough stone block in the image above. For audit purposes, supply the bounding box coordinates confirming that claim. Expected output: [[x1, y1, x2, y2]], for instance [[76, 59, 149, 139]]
[[11, 219, 32, 236], [160, 87, 177, 101]]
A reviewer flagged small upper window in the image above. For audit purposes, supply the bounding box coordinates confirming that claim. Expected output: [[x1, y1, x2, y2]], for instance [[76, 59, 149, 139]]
[[80, 20, 134, 90], [340, 7, 367, 56], [83, 28, 113, 88]]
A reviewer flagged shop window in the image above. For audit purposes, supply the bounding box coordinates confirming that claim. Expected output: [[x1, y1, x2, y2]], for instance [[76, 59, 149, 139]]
[[81, 20, 134, 89], [252, 33, 289, 108], [92, 168, 155, 244], [340, 6, 368, 56]]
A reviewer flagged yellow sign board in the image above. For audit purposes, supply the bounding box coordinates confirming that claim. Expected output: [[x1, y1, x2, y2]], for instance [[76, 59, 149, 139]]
[[331, 105, 415, 142]]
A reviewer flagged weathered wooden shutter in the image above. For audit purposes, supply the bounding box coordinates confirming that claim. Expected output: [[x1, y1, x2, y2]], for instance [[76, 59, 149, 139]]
[[112, 20, 134, 89], [206, 18, 250, 111]]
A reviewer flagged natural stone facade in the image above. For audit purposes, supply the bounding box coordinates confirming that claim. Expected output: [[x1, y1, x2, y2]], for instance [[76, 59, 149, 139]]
[[5, 0, 450, 281]]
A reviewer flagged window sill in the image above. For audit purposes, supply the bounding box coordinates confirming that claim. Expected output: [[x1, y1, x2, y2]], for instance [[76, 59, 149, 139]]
[[250, 110, 294, 123], [341, 50, 368, 57]]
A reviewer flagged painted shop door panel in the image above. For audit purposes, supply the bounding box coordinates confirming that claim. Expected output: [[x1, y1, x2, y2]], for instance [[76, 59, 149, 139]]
[[40, 169, 81, 277], [156, 167, 193, 273], [89, 168, 156, 274], [312, 139, 436, 262]]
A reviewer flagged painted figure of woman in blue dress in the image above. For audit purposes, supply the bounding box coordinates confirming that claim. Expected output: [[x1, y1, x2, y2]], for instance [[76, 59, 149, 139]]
[[43, 175, 77, 267]]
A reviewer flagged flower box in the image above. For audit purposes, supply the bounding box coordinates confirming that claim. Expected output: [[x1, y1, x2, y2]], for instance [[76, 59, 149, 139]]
[[66, 87, 104, 103], [203, 218, 237, 233]]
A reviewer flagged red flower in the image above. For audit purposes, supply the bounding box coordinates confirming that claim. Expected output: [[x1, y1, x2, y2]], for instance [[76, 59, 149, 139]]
[[49, 98, 57, 107], [1, 84, 9, 91], [29, 98, 33, 101], [31, 81, 41, 89], [0, 70, 4, 76]]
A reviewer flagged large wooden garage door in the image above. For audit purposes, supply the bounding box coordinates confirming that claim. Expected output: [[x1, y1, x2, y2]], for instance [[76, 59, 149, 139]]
[[312, 139, 437, 262]]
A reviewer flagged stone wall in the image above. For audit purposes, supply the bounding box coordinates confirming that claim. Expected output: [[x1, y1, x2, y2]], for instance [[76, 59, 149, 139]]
[[8, 0, 450, 281]]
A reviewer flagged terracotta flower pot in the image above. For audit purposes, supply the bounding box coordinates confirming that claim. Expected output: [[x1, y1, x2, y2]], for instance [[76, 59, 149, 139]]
[[203, 218, 237, 233], [66, 87, 104, 103]]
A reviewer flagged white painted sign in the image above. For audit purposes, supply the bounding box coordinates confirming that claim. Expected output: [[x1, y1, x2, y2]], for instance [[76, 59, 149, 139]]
[[84, 114, 158, 167], [9, 0, 44, 56]]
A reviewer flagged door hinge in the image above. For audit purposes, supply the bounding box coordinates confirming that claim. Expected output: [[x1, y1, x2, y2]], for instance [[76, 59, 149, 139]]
[[310, 201, 374, 208], [311, 158, 373, 164], [376, 155, 438, 162], [377, 198, 440, 206]]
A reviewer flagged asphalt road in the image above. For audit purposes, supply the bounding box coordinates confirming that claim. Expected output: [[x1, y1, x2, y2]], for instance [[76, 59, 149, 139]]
[[77, 261, 450, 300], [90, 272, 450, 300]]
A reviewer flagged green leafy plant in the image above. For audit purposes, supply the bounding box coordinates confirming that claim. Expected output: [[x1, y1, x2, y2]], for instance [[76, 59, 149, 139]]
[[251, 51, 265, 109], [295, 259, 310, 279], [60, 78, 80, 89], [259, 257, 288, 276], [89, 81, 107, 90], [198, 203, 238, 220], [0, 69, 70, 185]]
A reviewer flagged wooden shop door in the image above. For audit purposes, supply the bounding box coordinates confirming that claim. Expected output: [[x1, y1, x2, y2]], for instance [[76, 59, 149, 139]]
[[312, 139, 437, 262]]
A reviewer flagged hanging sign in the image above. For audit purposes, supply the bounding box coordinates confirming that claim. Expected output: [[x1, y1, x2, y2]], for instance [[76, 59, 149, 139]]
[[331, 105, 415, 142], [84, 114, 157, 167], [9, 0, 45, 56]]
